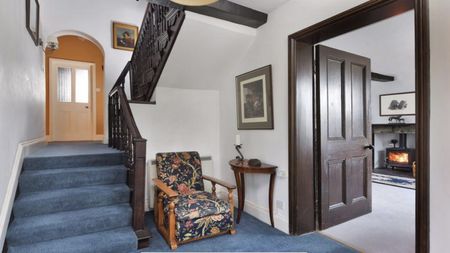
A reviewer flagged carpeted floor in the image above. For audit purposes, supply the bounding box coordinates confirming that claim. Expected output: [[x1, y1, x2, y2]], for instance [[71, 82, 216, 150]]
[[321, 183, 415, 253], [139, 211, 358, 253]]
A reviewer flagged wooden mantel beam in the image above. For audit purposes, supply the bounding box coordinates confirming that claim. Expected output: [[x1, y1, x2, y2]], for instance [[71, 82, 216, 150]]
[[147, 0, 268, 28]]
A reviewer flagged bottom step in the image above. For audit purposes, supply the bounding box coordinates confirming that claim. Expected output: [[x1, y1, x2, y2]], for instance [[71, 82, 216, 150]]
[[8, 227, 137, 253]]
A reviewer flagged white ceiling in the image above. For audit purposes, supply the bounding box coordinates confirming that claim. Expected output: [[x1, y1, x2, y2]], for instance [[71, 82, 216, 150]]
[[228, 0, 290, 13]]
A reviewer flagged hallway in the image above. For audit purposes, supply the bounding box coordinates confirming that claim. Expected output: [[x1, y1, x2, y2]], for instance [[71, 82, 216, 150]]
[[321, 183, 415, 253]]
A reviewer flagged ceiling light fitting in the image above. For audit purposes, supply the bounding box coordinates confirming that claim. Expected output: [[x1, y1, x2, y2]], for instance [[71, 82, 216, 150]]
[[170, 0, 218, 6]]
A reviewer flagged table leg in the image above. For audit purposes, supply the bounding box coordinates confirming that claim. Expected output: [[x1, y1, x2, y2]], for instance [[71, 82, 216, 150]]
[[269, 172, 275, 227], [240, 172, 245, 212], [233, 170, 243, 224]]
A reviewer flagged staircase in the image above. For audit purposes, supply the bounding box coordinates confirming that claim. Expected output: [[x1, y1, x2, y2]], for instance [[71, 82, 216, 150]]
[[4, 1, 185, 252], [5, 143, 137, 253]]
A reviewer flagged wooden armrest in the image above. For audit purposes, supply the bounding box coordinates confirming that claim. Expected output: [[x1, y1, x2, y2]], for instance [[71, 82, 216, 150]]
[[203, 175, 236, 190], [153, 179, 178, 199]]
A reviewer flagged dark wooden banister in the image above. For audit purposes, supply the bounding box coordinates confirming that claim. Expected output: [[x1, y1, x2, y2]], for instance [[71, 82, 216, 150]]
[[108, 61, 150, 249], [108, 2, 185, 249]]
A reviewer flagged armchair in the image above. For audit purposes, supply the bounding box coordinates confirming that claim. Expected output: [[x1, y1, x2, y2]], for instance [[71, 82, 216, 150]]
[[153, 152, 236, 250]]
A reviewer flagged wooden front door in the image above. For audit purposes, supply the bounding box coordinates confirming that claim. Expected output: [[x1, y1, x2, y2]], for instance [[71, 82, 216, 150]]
[[50, 59, 94, 141], [316, 45, 372, 229]]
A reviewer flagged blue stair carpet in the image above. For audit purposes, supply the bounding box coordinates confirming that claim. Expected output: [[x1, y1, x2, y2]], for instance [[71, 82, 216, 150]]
[[139, 211, 358, 253], [6, 143, 138, 253]]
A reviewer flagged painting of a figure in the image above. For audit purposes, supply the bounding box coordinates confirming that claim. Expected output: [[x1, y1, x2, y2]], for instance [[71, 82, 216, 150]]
[[113, 22, 138, 51], [236, 65, 273, 130]]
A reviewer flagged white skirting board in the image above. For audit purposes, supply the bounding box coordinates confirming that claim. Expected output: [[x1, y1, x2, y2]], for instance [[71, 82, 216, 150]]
[[0, 137, 47, 249], [216, 189, 290, 234]]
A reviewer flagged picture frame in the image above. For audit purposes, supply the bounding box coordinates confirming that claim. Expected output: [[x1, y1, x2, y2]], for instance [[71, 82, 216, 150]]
[[26, 0, 40, 46], [112, 22, 139, 51], [379, 91, 416, 116], [235, 65, 274, 130]]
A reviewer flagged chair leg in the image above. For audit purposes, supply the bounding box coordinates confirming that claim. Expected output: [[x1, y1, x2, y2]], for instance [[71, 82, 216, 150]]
[[168, 201, 178, 250], [228, 189, 236, 235]]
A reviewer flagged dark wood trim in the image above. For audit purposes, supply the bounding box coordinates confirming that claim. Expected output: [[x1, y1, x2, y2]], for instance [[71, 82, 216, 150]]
[[414, 0, 430, 251], [25, 0, 40, 46], [372, 72, 395, 82], [288, 39, 315, 235], [288, 0, 429, 252], [148, 0, 268, 28]]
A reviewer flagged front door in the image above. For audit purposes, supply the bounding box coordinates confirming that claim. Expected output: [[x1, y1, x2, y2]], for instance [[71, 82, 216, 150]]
[[50, 59, 94, 141], [316, 45, 372, 229]]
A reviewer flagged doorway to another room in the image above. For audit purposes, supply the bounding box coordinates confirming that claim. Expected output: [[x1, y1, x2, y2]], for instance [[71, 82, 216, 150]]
[[45, 35, 105, 142], [288, 1, 429, 253], [49, 59, 95, 141]]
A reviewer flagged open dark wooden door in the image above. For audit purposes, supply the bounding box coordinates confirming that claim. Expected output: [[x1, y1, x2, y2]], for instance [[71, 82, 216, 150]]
[[316, 45, 372, 229]]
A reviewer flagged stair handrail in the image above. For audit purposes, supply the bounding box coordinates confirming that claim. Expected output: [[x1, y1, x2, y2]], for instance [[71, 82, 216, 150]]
[[108, 61, 149, 248], [108, 2, 185, 249], [129, 2, 185, 102]]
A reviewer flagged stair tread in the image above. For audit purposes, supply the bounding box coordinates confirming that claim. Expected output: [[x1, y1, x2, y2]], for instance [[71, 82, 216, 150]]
[[7, 204, 132, 246], [8, 227, 137, 253], [23, 152, 124, 171], [14, 184, 130, 217], [21, 164, 127, 176], [19, 165, 128, 193]]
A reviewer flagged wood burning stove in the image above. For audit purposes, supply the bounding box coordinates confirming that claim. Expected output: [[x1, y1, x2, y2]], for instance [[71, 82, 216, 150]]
[[385, 133, 415, 170]]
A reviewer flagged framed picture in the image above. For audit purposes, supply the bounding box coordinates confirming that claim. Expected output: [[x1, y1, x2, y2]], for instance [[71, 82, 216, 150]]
[[379, 92, 416, 116], [112, 22, 139, 51], [26, 0, 40, 46], [235, 65, 274, 130]]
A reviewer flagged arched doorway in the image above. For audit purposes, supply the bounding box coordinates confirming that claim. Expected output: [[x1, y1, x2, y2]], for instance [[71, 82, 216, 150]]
[[45, 33, 105, 141]]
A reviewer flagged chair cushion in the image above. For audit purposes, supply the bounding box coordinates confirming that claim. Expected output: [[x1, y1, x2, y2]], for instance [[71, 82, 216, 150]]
[[156, 152, 205, 193], [163, 191, 233, 242], [164, 191, 231, 221]]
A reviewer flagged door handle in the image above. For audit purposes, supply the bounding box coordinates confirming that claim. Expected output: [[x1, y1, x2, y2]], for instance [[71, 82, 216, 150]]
[[85, 106, 89, 109], [364, 145, 374, 150]]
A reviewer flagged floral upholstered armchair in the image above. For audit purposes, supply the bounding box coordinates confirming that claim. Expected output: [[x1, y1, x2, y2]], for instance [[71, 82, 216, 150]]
[[153, 152, 236, 250]]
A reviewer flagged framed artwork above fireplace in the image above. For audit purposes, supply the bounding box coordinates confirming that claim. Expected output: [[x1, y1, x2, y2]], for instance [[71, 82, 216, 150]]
[[379, 92, 415, 116]]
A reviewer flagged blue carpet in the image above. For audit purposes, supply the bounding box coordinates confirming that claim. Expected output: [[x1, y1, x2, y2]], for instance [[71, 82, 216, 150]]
[[6, 143, 137, 253], [139, 211, 358, 253]]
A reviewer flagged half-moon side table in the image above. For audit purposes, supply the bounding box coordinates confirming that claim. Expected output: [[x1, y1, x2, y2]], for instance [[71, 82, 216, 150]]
[[229, 159, 277, 227]]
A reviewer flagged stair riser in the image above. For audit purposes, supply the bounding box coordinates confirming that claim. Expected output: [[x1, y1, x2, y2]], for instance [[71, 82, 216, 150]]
[[19, 168, 127, 193], [7, 206, 132, 246], [22, 153, 124, 171], [13, 186, 130, 218]]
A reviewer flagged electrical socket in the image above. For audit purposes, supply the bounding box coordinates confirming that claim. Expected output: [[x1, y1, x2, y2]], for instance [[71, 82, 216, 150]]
[[278, 170, 288, 178]]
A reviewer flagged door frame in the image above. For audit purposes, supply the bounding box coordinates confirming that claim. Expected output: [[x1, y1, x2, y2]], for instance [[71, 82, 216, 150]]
[[288, 0, 429, 252], [49, 58, 97, 141]]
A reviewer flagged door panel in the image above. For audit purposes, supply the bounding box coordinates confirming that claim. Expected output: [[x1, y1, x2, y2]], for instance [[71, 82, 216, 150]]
[[316, 45, 372, 229], [50, 59, 94, 141]]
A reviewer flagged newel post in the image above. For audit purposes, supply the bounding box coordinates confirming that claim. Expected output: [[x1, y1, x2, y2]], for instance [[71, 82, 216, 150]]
[[132, 138, 150, 248]]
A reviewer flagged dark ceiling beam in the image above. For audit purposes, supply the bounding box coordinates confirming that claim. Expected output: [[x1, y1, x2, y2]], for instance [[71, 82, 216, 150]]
[[147, 0, 268, 28], [371, 72, 395, 82]]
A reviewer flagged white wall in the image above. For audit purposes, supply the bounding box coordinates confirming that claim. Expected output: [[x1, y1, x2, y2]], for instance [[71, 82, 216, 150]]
[[429, 0, 450, 252], [131, 87, 221, 209], [322, 11, 416, 168], [40, 0, 148, 137], [0, 0, 45, 216], [131, 87, 221, 175]]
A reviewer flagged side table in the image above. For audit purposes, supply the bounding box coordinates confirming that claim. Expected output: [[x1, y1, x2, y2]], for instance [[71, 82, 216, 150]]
[[229, 159, 277, 227]]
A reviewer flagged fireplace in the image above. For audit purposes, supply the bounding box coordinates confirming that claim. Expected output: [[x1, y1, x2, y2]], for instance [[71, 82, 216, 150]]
[[385, 133, 415, 170]]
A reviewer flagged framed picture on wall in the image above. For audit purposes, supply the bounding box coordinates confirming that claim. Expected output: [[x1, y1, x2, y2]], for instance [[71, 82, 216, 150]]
[[112, 22, 138, 51], [26, 0, 40, 46], [235, 65, 274, 130], [379, 92, 416, 116]]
